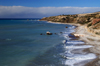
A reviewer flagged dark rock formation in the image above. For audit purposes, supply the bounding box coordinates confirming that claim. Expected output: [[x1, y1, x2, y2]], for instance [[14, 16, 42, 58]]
[[40, 33, 43, 35], [66, 26, 68, 28], [60, 32, 63, 33], [54, 33, 57, 35], [46, 31, 53, 35]]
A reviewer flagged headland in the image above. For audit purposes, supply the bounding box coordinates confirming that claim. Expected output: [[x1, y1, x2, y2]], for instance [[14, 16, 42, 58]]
[[40, 12, 100, 66]]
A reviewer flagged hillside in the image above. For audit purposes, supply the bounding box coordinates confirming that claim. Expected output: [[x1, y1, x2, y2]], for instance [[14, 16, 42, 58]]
[[40, 12, 100, 36]]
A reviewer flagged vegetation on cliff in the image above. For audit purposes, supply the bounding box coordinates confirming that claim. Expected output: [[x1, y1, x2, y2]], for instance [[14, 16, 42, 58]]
[[40, 12, 100, 35]]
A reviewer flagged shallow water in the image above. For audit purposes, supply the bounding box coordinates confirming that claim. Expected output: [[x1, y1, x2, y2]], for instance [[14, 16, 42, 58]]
[[0, 19, 96, 66]]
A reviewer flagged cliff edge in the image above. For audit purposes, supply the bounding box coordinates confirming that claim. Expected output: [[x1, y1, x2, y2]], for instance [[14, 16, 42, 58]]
[[40, 12, 100, 36]]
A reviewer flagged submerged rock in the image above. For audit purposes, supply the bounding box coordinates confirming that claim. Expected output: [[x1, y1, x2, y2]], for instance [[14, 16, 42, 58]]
[[66, 26, 68, 28], [40, 33, 43, 35], [54, 33, 57, 35], [60, 32, 63, 33]]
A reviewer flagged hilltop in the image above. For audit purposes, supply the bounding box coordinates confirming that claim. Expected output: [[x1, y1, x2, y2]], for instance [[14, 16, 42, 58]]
[[40, 12, 100, 36]]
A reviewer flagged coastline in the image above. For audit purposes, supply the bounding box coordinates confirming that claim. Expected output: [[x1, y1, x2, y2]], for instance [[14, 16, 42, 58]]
[[47, 21, 100, 66], [74, 24, 100, 66]]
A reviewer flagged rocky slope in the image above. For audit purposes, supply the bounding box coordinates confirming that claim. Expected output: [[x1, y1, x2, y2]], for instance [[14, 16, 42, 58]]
[[40, 12, 100, 36]]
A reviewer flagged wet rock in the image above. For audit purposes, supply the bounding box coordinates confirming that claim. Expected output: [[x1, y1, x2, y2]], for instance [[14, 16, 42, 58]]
[[60, 32, 63, 33], [74, 36, 80, 38], [46, 31, 52, 35], [40, 33, 43, 35], [66, 26, 68, 28], [70, 33, 80, 38], [47, 33, 52, 35], [54, 33, 57, 35]]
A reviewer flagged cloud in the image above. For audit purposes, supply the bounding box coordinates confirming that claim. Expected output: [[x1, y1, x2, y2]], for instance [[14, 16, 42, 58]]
[[0, 6, 100, 18]]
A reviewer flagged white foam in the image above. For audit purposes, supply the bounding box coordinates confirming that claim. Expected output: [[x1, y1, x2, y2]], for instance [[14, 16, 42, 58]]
[[63, 51, 74, 57], [65, 53, 96, 66], [65, 45, 93, 49], [67, 42, 84, 44], [62, 34, 71, 40], [69, 26, 76, 29], [62, 40, 66, 43], [66, 30, 75, 33], [63, 40, 85, 44]]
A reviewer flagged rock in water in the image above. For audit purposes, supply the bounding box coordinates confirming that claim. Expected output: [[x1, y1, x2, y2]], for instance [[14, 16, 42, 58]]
[[40, 33, 43, 35], [46, 31, 52, 35], [66, 26, 68, 28]]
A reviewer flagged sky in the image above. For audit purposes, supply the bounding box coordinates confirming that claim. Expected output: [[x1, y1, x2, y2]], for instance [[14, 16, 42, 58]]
[[0, 0, 100, 18]]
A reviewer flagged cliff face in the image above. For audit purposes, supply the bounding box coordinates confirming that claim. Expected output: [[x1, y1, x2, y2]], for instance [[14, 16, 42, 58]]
[[40, 12, 100, 35], [40, 15, 78, 23]]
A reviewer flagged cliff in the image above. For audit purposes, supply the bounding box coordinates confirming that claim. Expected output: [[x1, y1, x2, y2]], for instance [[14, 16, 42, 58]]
[[40, 12, 100, 36]]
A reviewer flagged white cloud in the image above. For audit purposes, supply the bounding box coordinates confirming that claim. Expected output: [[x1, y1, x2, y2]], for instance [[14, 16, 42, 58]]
[[0, 6, 100, 18]]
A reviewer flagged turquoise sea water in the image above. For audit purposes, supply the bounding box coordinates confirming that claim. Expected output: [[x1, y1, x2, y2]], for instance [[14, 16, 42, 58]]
[[0, 19, 74, 66], [0, 19, 96, 66]]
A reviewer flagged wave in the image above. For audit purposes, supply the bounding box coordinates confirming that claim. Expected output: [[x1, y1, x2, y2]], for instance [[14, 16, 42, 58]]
[[65, 45, 93, 49], [63, 40, 85, 44], [64, 53, 96, 66]]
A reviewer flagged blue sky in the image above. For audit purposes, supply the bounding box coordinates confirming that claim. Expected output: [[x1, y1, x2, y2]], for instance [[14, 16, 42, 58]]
[[0, 0, 100, 7], [0, 0, 100, 18]]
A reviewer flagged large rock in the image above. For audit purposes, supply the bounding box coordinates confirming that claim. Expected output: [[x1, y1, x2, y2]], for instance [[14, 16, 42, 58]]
[[46, 31, 52, 35]]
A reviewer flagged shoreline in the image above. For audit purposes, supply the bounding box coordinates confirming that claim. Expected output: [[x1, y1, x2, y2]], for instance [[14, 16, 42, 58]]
[[74, 23, 100, 66], [47, 21, 100, 66]]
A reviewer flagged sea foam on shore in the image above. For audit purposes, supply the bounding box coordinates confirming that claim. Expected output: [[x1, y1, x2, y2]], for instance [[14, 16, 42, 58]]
[[47, 21, 98, 66], [73, 24, 100, 66]]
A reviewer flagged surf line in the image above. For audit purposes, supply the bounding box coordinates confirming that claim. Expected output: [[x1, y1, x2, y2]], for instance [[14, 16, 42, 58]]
[[62, 26, 96, 66]]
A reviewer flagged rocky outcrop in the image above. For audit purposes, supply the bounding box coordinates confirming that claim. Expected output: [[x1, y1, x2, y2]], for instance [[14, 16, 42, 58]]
[[40, 12, 100, 36], [46, 31, 52, 35], [40, 15, 78, 23], [87, 18, 100, 35]]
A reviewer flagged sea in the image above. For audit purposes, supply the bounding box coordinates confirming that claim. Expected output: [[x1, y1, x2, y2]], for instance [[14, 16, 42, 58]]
[[0, 18, 96, 66]]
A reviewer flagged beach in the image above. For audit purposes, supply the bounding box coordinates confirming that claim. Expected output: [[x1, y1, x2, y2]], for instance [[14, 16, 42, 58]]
[[73, 24, 100, 66], [47, 21, 100, 66]]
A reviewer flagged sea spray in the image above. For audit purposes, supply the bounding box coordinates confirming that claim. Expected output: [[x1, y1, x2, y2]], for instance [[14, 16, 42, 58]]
[[61, 25, 96, 66]]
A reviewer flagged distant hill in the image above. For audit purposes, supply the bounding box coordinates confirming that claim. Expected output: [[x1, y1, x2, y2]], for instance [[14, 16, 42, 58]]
[[40, 12, 100, 35]]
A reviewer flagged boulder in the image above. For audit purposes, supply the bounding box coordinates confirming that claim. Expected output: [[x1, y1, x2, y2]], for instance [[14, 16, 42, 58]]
[[46, 31, 52, 35]]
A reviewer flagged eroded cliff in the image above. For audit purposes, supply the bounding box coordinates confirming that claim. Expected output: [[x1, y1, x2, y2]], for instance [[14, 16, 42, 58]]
[[40, 12, 100, 35]]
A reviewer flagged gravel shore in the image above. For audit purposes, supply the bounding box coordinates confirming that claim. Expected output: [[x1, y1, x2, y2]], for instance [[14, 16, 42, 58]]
[[47, 21, 100, 66], [73, 24, 100, 66]]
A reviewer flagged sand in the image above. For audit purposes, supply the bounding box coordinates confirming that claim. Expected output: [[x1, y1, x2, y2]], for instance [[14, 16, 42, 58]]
[[47, 21, 100, 66], [73, 24, 100, 66]]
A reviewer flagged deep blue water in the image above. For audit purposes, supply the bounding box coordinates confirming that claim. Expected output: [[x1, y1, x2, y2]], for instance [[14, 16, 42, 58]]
[[0, 19, 74, 66]]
